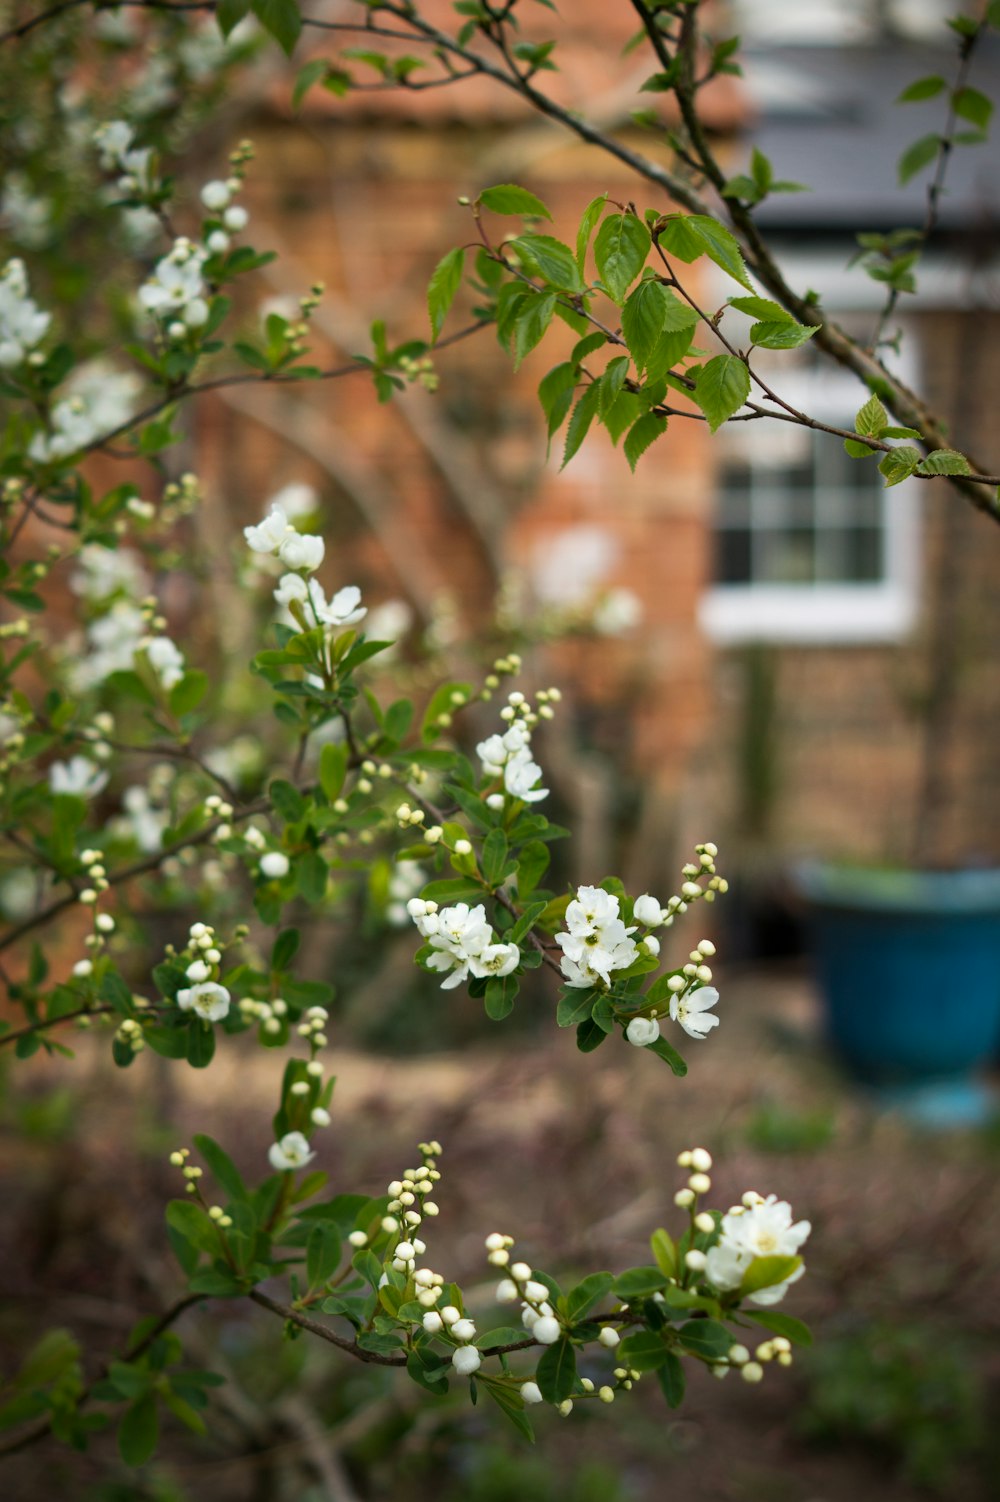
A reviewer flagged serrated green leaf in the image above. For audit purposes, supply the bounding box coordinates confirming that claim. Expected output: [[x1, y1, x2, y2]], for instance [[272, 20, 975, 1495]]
[[915, 448, 972, 476], [217, 0, 251, 37], [428, 247, 465, 342], [513, 290, 557, 369], [749, 320, 818, 350], [898, 133, 940, 185], [728, 294, 795, 324], [576, 192, 608, 271], [479, 184, 552, 219], [512, 234, 585, 293], [598, 355, 631, 415], [879, 446, 921, 485], [855, 393, 889, 437], [561, 381, 602, 468], [623, 412, 667, 471], [693, 355, 750, 431], [594, 212, 651, 305], [621, 279, 668, 372], [686, 215, 754, 290], [538, 361, 578, 439]]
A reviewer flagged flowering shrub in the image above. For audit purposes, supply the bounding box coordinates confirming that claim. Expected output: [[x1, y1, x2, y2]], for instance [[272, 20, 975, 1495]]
[[1, 0, 996, 1477]]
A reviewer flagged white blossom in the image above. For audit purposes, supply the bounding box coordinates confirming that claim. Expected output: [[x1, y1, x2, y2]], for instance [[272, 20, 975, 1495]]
[[625, 1016, 660, 1047], [268, 1131, 315, 1172], [139, 238, 208, 328], [143, 635, 185, 691], [633, 893, 666, 927], [451, 1346, 481, 1376], [49, 756, 109, 799], [70, 544, 149, 602], [705, 1195, 811, 1306], [0, 258, 50, 368], [670, 985, 720, 1040], [176, 980, 231, 1022], [521, 1381, 543, 1404], [122, 786, 167, 853], [260, 851, 290, 879], [556, 885, 639, 988], [278, 531, 325, 572]]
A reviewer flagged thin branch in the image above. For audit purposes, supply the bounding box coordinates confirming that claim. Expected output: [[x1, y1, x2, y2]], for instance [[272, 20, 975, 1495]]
[[0, 1292, 205, 1459]]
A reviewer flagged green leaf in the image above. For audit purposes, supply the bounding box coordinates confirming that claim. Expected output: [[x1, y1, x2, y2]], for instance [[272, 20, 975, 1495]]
[[844, 437, 878, 459], [594, 212, 651, 305], [216, 0, 251, 37], [575, 1016, 608, 1052], [566, 1271, 614, 1322], [119, 1392, 159, 1467], [677, 1319, 732, 1360], [251, 0, 302, 55], [619, 1330, 670, 1371], [292, 57, 328, 109], [598, 355, 631, 415], [515, 841, 550, 899], [741, 1309, 813, 1346], [897, 74, 945, 103], [483, 1380, 534, 1441], [750, 321, 818, 350], [306, 1222, 343, 1289], [193, 1134, 248, 1203], [621, 279, 669, 372], [481, 828, 509, 886], [168, 670, 208, 719], [855, 393, 888, 437], [479, 184, 552, 219], [484, 975, 517, 1021], [296, 850, 328, 902], [270, 779, 307, 823], [737, 1254, 802, 1297], [576, 192, 608, 271], [538, 362, 578, 438], [693, 355, 750, 431], [689, 216, 754, 289], [535, 1336, 576, 1403], [319, 742, 348, 801], [879, 446, 922, 485], [728, 294, 795, 324], [406, 1346, 450, 1395], [428, 247, 465, 342], [623, 412, 667, 471], [657, 1352, 686, 1408], [898, 133, 940, 185], [646, 1034, 687, 1075], [476, 1326, 529, 1350], [612, 1266, 669, 1300], [186, 1023, 216, 1069], [513, 234, 586, 294], [952, 86, 993, 130], [561, 381, 602, 468], [513, 290, 557, 369], [650, 1228, 677, 1279], [915, 448, 972, 476], [556, 989, 598, 1027]]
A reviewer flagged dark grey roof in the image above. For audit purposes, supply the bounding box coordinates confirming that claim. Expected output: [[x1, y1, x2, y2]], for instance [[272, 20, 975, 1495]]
[[741, 41, 1000, 232]]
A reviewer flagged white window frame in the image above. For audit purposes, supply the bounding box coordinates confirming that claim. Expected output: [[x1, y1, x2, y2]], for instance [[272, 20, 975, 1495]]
[[699, 278, 923, 646]]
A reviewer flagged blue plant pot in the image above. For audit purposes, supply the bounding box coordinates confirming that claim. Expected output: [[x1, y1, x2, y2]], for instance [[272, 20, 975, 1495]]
[[794, 863, 1000, 1125]]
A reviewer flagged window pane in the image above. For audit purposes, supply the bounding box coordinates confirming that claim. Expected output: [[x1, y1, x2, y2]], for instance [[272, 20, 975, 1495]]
[[715, 527, 753, 584], [757, 528, 816, 584]]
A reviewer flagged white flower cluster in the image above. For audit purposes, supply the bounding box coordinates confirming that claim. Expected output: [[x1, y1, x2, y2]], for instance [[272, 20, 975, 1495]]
[[70, 543, 149, 602], [93, 119, 158, 197], [139, 236, 210, 336], [495, 1252, 563, 1348], [121, 785, 167, 853], [30, 361, 140, 462], [408, 899, 520, 991], [274, 574, 366, 630], [706, 1193, 811, 1307], [269, 1131, 315, 1171], [476, 688, 557, 806], [0, 258, 50, 369], [175, 922, 230, 1022], [49, 755, 109, 800], [244, 499, 326, 574], [556, 885, 638, 989], [69, 597, 185, 695], [387, 859, 426, 926], [198, 176, 249, 256]]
